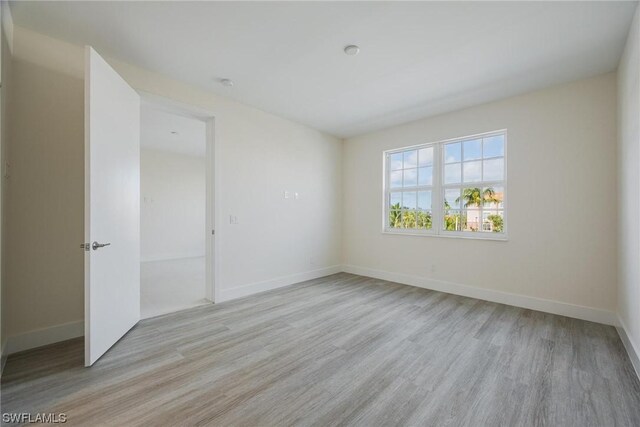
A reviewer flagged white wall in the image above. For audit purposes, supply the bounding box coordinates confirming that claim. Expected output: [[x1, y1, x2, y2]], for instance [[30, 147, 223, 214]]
[[141, 148, 205, 262], [3, 26, 342, 347], [5, 58, 84, 340], [343, 73, 618, 323], [617, 4, 640, 371], [0, 0, 13, 365]]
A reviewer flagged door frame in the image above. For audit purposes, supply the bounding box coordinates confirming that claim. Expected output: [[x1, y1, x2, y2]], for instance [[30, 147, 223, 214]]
[[139, 92, 219, 303]]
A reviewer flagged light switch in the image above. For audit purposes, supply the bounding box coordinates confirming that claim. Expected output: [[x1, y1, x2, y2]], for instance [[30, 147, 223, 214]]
[[284, 191, 290, 199], [294, 192, 299, 200]]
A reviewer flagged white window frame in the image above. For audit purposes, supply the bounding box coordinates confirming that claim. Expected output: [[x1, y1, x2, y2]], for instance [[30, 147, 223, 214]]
[[382, 129, 507, 241]]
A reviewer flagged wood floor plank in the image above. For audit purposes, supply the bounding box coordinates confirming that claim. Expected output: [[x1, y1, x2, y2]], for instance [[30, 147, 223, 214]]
[[2, 272, 639, 426]]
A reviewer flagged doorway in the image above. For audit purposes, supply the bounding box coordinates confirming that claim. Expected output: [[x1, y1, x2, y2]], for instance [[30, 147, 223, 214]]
[[139, 100, 214, 318]]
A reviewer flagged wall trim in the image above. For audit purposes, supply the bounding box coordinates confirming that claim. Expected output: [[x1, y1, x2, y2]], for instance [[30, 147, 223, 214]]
[[141, 253, 205, 263], [218, 265, 342, 302], [4, 267, 341, 355], [617, 316, 640, 381], [341, 264, 618, 326], [1, 266, 621, 357], [5, 320, 84, 356]]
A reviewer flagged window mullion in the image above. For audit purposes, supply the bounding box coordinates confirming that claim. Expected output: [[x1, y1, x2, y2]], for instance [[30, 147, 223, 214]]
[[384, 153, 391, 230], [434, 144, 442, 235]]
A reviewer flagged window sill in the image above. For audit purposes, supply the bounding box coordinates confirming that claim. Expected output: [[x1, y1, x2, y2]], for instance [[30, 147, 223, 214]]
[[382, 229, 508, 241]]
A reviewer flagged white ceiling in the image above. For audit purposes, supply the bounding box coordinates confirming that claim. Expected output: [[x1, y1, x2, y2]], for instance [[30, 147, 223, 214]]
[[9, 1, 638, 138], [141, 105, 206, 157]]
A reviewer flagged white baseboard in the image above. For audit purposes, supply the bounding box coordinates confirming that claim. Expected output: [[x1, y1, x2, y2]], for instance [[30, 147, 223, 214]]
[[2, 267, 341, 355], [617, 316, 640, 381], [141, 253, 205, 263], [5, 320, 84, 356], [218, 265, 343, 302], [342, 264, 618, 326], [1, 265, 621, 359]]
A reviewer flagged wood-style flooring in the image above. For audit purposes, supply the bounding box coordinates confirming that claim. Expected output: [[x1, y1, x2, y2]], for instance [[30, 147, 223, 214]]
[[2, 273, 640, 426]]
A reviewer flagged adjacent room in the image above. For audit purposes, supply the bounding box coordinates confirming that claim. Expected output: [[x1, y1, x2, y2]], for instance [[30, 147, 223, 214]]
[[140, 104, 210, 319], [0, 1, 639, 426]]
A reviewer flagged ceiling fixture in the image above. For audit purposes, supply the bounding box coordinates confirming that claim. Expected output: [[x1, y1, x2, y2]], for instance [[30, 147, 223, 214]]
[[344, 45, 360, 56], [220, 78, 234, 87], [170, 131, 178, 135]]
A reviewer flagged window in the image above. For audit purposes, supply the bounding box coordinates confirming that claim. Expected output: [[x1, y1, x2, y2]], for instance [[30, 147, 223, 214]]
[[384, 130, 506, 239]]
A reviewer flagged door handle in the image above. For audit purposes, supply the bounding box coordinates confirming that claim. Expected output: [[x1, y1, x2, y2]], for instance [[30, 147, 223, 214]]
[[92, 241, 111, 250]]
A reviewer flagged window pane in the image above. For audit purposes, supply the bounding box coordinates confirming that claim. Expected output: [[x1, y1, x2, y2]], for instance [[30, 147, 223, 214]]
[[390, 152, 404, 170], [390, 170, 402, 188], [444, 210, 465, 231], [464, 208, 481, 232], [402, 191, 417, 209], [483, 135, 504, 158], [444, 163, 461, 184], [463, 139, 482, 161], [418, 147, 433, 167], [403, 168, 417, 187], [389, 209, 402, 228], [417, 211, 432, 230], [403, 150, 418, 168], [444, 188, 460, 210], [390, 192, 402, 209], [444, 142, 461, 163], [418, 167, 433, 186], [481, 210, 504, 233], [417, 191, 432, 210], [402, 210, 418, 229], [463, 160, 482, 183], [483, 158, 504, 181], [482, 186, 504, 209]]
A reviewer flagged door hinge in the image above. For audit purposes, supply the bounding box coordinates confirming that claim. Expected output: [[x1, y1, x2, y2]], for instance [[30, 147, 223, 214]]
[[211, 229, 215, 235], [80, 242, 90, 251]]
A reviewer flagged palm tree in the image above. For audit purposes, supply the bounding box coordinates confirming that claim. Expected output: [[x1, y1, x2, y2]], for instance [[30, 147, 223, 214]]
[[389, 203, 402, 228], [456, 187, 500, 208], [402, 210, 417, 228], [483, 188, 502, 208], [455, 188, 501, 231], [417, 211, 432, 229]]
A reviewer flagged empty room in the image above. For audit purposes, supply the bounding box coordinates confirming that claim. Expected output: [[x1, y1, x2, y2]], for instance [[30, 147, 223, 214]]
[[140, 103, 211, 319], [0, 1, 639, 426]]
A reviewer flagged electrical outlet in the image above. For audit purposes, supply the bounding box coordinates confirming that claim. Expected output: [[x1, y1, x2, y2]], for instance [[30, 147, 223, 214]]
[[294, 192, 299, 200], [229, 215, 239, 224]]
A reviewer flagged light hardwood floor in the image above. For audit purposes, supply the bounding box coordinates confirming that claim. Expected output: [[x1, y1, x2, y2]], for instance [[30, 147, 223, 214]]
[[2, 273, 640, 426]]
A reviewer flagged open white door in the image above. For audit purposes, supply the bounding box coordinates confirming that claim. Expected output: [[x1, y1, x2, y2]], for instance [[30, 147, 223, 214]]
[[84, 47, 140, 366]]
